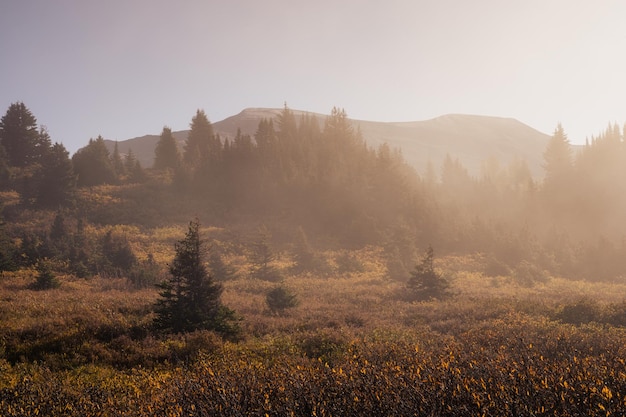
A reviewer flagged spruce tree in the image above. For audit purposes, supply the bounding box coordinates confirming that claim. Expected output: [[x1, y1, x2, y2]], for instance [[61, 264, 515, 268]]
[[111, 141, 126, 179], [154, 126, 181, 170], [154, 219, 239, 335], [35, 142, 75, 208], [183, 110, 215, 169], [0, 102, 41, 167], [543, 123, 572, 185], [72, 136, 116, 186], [249, 226, 281, 282], [407, 246, 450, 300]]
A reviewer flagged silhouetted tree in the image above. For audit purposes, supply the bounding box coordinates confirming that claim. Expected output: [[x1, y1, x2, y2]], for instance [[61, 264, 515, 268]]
[[111, 141, 126, 178], [35, 142, 75, 208], [72, 136, 116, 186], [543, 124, 572, 185], [184, 110, 216, 169], [154, 126, 181, 170], [0, 102, 44, 167]]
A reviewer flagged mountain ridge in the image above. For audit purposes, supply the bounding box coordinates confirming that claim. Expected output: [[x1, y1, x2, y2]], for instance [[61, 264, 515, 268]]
[[102, 108, 552, 177]]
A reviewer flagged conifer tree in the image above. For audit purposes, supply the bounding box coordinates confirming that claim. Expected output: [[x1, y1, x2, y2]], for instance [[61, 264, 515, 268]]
[[0, 144, 9, 187], [249, 226, 281, 282], [0, 102, 41, 167], [111, 141, 126, 178], [154, 126, 181, 170], [266, 285, 299, 314], [276, 103, 298, 143], [184, 110, 215, 169], [124, 149, 145, 183], [72, 136, 116, 186], [543, 123, 572, 185], [35, 142, 75, 208], [324, 107, 353, 141], [154, 219, 239, 335], [254, 118, 277, 153], [407, 246, 450, 300], [30, 260, 60, 290]]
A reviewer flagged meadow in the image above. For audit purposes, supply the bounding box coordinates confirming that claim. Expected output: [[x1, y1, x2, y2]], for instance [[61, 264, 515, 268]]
[[1, 235, 625, 416]]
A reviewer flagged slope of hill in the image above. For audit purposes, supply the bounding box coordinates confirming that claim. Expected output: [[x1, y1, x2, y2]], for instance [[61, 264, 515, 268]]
[[102, 108, 552, 177]]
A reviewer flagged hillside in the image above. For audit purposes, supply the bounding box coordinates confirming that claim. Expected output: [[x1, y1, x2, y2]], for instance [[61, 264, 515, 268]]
[[102, 108, 551, 177]]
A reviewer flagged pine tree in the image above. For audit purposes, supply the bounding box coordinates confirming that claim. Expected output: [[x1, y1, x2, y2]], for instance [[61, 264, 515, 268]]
[[30, 260, 60, 290], [154, 126, 181, 170], [111, 141, 126, 179], [254, 118, 277, 154], [291, 226, 327, 274], [542, 124, 574, 216], [124, 149, 145, 183], [543, 123, 572, 185], [0, 102, 41, 167], [208, 249, 237, 281], [35, 142, 75, 208], [324, 107, 353, 141], [0, 144, 10, 188], [407, 246, 450, 300], [249, 226, 281, 281], [184, 110, 215, 169], [72, 136, 116, 186], [154, 219, 239, 335], [266, 285, 299, 314]]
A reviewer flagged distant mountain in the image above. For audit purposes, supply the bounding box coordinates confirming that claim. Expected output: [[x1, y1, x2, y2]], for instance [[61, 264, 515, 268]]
[[102, 108, 552, 177]]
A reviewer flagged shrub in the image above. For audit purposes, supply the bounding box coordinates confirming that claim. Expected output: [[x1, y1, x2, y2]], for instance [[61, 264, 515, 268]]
[[483, 255, 511, 277], [335, 251, 365, 274], [513, 260, 549, 287], [557, 298, 601, 325], [30, 260, 60, 290], [266, 286, 299, 315], [128, 254, 162, 289]]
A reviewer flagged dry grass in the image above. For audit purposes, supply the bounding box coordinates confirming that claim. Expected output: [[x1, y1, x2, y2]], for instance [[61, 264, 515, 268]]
[[1, 247, 626, 415]]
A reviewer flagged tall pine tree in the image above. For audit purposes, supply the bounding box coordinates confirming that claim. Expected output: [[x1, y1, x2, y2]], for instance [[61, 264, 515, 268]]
[[183, 110, 216, 169], [154, 219, 239, 335], [0, 102, 42, 167]]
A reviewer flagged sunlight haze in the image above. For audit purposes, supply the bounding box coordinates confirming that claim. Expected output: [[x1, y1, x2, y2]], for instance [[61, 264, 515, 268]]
[[1, 0, 625, 153]]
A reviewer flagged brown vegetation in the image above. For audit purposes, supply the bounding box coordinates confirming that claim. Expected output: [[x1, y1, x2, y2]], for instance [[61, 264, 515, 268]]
[[1, 244, 626, 415]]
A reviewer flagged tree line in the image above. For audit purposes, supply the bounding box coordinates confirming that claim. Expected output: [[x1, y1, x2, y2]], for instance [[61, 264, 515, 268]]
[[2, 101, 626, 282]]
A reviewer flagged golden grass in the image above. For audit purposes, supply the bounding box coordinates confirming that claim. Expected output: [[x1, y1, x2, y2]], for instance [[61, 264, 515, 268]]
[[2, 248, 626, 415]]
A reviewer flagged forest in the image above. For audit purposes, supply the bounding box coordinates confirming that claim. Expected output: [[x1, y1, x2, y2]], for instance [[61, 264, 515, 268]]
[[0, 101, 625, 415]]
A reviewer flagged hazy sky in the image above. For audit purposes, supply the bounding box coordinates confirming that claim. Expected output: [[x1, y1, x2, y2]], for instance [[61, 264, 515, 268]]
[[2, 0, 625, 153]]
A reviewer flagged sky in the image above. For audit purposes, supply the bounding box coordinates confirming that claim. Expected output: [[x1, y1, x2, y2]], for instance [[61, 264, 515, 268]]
[[2, 0, 626, 154]]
